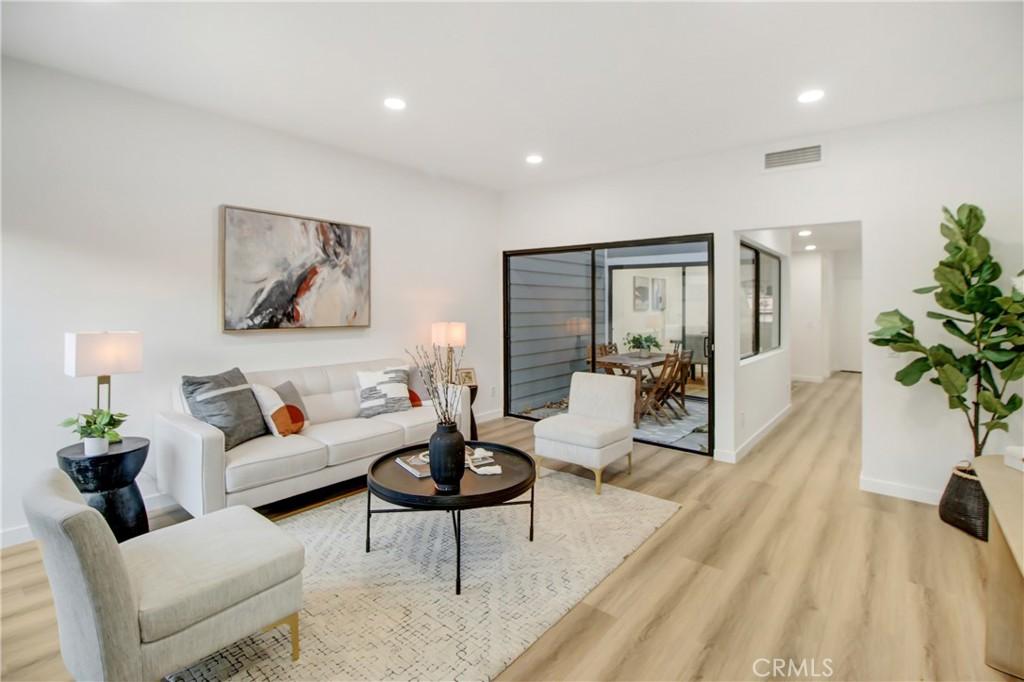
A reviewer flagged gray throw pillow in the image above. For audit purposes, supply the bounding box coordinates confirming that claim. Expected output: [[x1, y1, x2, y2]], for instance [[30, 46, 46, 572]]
[[181, 367, 268, 450]]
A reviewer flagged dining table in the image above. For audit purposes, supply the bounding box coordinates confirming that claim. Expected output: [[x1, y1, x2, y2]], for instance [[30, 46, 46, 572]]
[[595, 351, 667, 426]]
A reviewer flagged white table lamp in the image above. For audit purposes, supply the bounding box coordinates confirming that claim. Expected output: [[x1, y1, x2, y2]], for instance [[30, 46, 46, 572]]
[[431, 322, 466, 383], [64, 331, 143, 410]]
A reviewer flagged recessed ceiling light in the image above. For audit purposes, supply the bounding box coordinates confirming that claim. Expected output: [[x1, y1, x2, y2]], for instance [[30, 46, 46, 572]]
[[525, 154, 544, 165], [797, 229, 813, 237], [798, 89, 825, 104], [805, 244, 817, 251], [383, 97, 406, 111]]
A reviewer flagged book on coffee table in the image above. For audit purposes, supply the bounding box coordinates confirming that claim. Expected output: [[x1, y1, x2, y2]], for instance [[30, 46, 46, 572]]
[[395, 453, 431, 478]]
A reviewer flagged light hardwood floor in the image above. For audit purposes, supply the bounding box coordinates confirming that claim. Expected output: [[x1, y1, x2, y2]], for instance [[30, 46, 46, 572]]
[[1, 374, 1007, 681]]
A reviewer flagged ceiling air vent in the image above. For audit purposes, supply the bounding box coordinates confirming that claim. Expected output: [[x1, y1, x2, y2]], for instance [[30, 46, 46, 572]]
[[764, 145, 822, 170]]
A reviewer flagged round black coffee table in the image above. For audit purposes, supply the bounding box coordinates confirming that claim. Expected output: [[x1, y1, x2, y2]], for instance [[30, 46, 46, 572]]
[[56, 437, 150, 542], [366, 441, 536, 594]]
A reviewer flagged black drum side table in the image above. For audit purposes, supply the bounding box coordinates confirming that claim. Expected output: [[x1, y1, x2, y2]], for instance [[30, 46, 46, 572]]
[[57, 436, 150, 542]]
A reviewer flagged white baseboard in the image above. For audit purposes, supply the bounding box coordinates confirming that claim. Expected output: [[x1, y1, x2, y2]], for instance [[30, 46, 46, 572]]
[[792, 374, 826, 383], [859, 475, 941, 505], [1, 524, 33, 549], [715, 404, 792, 464], [476, 409, 502, 424]]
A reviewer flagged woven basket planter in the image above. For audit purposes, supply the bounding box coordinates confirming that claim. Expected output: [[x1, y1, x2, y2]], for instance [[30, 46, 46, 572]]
[[938, 461, 988, 541]]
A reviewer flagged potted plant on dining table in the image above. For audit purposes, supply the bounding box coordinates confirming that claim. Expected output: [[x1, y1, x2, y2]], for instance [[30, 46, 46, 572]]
[[624, 332, 662, 359]]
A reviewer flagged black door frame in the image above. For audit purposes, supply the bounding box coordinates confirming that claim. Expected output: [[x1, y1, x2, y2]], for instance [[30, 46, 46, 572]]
[[502, 233, 715, 456]]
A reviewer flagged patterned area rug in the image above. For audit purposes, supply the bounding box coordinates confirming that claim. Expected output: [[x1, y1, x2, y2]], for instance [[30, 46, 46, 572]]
[[173, 469, 679, 681]]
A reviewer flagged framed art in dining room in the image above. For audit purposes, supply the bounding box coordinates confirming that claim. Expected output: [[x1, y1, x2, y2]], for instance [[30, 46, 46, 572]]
[[633, 275, 650, 311], [221, 205, 371, 331]]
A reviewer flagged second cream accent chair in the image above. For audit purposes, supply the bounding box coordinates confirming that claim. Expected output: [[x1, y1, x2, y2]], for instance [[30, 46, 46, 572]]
[[533, 371, 636, 493], [22, 469, 304, 681]]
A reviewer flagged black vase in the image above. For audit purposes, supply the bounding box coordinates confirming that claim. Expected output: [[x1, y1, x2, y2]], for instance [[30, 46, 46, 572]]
[[429, 422, 465, 493]]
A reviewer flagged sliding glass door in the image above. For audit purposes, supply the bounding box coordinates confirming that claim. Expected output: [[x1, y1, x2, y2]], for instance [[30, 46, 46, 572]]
[[503, 235, 713, 456]]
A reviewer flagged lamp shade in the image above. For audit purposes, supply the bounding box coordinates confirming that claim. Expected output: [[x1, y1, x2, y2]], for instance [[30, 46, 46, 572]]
[[64, 331, 143, 377], [431, 322, 467, 348]]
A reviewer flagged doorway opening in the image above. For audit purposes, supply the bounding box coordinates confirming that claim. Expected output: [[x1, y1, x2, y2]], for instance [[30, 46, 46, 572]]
[[503, 235, 714, 455]]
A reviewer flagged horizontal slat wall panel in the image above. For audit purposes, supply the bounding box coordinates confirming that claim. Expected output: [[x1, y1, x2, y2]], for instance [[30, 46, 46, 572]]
[[511, 362, 582, 384], [509, 270, 591, 289], [509, 347, 585, 371], [507, 298, 592, 314], [508, 251, 592, 413], [511, 336, 584, 356], [509, 284, 590, 300]]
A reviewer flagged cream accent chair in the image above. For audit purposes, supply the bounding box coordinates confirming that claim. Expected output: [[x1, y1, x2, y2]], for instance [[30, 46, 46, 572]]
[[22, 469, 304, 681], [533, 371, 636, 494]]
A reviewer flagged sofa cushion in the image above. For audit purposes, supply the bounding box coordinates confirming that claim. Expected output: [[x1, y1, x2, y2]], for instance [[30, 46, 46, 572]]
[[374, 405, 440, 444], [533, 413, 632, 449], [302, 418, 404, 466], [246, 359, 420, 423], [120, 505, 304, 643], [224, 434, 327, 493], [181, 368, 268, 450]]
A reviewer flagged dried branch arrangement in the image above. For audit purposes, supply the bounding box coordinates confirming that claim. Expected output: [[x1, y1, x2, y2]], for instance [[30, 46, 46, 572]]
[[407, 344, 465, 425]]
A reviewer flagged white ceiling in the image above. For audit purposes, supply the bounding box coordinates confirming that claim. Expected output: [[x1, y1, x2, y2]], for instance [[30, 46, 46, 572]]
[[790, 222, 861, 253], [3, 2, 1021, 190]]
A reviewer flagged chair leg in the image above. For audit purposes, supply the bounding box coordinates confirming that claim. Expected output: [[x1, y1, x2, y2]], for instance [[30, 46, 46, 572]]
[[264, 612, 300, 661], [594, 468, 603, 494], [628, 451, 632, 475]]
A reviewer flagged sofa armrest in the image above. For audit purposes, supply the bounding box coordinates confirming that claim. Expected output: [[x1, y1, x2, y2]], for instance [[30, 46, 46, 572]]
[[446, 384, 472, 441], [154, 412, 227, 517]]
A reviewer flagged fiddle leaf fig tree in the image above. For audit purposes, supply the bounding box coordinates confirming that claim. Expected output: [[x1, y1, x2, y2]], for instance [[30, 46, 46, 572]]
[[869, 204, 1024, 458]]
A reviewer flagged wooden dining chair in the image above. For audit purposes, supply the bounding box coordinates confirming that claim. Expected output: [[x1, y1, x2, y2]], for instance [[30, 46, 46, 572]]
[[587, 343, 609, 370], [638, 352, 679, 426], [666, 349, 693, 417]]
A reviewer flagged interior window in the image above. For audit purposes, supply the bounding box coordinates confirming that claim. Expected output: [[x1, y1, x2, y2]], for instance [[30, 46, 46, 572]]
[[739, 243, 781, 357]]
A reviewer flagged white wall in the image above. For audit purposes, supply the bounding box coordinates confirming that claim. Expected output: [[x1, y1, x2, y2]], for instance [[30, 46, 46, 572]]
[[832, 250, 863, 372], [790, 252, 830, 382], [1, 60, 502, 545], [609, 266, 684, 347], [499, 99, 1023, 500]]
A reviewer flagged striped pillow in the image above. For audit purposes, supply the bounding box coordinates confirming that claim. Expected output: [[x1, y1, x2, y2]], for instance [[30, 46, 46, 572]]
[[357, 366, 413, 417], [181, 368, 268, 450]]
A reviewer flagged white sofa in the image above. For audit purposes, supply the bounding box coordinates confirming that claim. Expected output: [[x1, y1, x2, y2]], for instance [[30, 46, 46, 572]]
[[156, 358, 469, 517]]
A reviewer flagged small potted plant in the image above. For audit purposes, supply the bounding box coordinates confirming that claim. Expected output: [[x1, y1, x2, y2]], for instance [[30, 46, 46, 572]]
[[61, 409, 128, 455], [624, 332, 662, 358]]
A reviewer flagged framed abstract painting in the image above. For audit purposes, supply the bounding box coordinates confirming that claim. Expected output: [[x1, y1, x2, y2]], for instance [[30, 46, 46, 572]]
[[221, 206, 371, 331]]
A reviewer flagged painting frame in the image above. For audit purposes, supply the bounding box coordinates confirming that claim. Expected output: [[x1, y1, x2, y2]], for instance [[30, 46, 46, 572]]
[[633, 275, 650, 311], [652, 277, 667, 311], [220, 205, 371, 332], [456, 368, 478, 386]]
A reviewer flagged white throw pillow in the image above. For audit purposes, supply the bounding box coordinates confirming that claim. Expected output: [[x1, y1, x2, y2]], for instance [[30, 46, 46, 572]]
[[356, 366, 412, 417], [251, 383, 308, 437]]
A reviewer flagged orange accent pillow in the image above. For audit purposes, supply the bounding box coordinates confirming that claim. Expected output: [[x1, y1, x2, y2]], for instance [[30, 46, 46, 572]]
[[408, 389, 423, 408]]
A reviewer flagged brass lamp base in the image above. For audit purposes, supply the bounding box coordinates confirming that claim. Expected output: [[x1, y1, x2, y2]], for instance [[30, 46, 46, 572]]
[[96, 375, 111, 411]]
